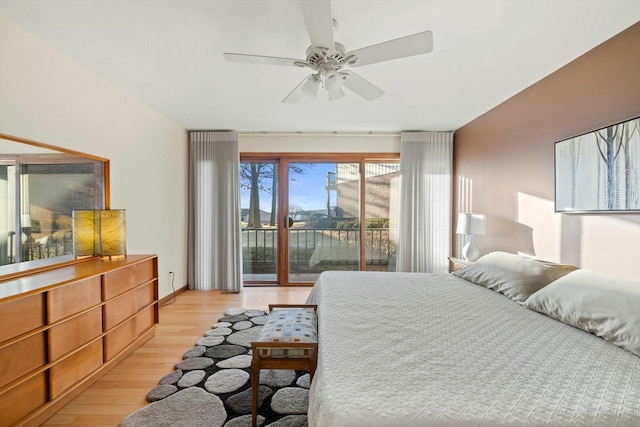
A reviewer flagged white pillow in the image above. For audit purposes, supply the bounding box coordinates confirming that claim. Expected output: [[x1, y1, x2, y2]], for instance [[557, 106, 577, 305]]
[[453, 251, 577, 303], [525, 269, 640, 357]]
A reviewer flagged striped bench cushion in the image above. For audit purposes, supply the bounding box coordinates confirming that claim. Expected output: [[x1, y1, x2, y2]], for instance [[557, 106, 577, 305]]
[[255, 308, 317, 358]]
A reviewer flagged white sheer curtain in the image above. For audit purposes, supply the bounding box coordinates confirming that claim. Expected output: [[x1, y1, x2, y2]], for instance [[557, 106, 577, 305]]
[[188, 131, 243, 292], [396, 131, 453, 273]]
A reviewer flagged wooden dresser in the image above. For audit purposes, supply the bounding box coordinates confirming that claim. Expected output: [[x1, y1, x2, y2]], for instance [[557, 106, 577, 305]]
[[0, 255, 158, 426]]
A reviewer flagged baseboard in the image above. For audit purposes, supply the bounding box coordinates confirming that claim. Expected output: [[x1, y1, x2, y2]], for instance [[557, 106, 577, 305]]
[[159, 284, 188, 305]]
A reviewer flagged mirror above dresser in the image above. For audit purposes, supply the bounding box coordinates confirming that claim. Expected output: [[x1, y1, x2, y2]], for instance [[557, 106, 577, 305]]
[[0, 132, 110, 278]]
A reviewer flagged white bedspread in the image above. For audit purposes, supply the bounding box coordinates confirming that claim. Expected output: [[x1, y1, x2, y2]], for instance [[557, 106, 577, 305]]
[[306, 271, 640, 426]]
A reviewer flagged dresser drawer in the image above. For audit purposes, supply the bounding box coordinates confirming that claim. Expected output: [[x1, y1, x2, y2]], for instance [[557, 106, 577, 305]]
[[103, 259, 154, 300], [103, 290, 136, 331], [49, 307, 102, 361], [135, 305, 155, 336], [135, 280, 156, 311], [49, 339, 103, 399], [103, 317, 137, 361], [0, 293, 45, 342], [48, 276, 101, 323], [0, 332, 46, 388], [0, 372, 47, 426]]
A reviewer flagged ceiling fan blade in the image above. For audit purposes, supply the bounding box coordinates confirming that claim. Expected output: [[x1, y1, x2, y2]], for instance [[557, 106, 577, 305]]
[[347, 31, 433, 67], [282, 76, 314, 103], [299, 0, 335, 50], [342, 71, 385, 101], [223, 53, 304, 67]]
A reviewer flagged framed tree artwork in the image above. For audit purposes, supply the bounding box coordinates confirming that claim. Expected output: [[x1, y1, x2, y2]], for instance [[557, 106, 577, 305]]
[[555, 116, 640, 213]]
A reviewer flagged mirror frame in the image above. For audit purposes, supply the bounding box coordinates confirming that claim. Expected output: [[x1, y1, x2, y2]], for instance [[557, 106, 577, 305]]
[[0, 132, 110, 280]]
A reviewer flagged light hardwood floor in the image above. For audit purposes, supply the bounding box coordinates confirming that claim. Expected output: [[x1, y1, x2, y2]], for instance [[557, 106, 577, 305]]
[[42, 286, 312, 426]]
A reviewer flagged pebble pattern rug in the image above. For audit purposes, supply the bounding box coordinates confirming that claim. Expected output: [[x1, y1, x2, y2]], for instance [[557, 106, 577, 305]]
[[120, 308, 309, 427]]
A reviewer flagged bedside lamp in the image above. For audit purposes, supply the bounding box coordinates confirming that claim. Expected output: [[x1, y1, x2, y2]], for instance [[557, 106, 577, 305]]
[[73, 209, 126, 257], [456, 213, 486, 262]]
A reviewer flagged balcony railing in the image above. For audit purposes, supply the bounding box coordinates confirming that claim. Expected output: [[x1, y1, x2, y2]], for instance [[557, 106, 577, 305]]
[[242, 227, 395, 273], [5, 231, 73, 265]]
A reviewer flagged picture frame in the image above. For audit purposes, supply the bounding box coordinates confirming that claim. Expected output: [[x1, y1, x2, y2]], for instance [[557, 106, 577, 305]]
[[555, 116, 640, 213]]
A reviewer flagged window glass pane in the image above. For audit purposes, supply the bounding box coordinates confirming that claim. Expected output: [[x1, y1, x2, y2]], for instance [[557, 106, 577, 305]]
[[289, 162, 360, 283], [240, 162, 278, 282], [0, 163, 16, 266], [364, 162, 400, 272]]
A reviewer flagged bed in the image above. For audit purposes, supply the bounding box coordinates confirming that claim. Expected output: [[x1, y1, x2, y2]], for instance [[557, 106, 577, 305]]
[[305, 252, 640, 426]]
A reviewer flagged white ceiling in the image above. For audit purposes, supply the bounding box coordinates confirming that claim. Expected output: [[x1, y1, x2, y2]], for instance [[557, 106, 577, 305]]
[[1, 0, 639, 132]]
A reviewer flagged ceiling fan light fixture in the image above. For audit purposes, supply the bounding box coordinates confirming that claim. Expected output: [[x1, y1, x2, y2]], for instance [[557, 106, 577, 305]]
[[301, 75, 320, 98], [324, 69, 346, 92], [328, 87, 345, 101]]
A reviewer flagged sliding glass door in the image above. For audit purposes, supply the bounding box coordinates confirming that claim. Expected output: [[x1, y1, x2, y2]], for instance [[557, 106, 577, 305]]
[[241, 154, 399, 285], [364, 162, 400, 271], [240, 161, 279, 283], [288, 162, 360, 283]]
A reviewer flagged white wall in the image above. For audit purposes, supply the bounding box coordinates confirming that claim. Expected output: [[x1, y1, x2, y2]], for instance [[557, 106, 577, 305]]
[[0, 14, 188, 298]]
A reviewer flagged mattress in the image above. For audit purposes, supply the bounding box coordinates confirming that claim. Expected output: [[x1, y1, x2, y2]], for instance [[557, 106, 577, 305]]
[[306, 271, 640, 426]]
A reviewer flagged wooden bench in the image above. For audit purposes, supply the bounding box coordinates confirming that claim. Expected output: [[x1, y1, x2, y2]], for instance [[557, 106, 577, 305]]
[[251, 304, 318, 427]]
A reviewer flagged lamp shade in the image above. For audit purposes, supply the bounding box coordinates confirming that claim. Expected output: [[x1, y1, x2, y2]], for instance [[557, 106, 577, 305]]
[[99, 209, 126, 256], [73, 210, 99, 256], [301, 76, 320, 98], [73, 209, 126, 257], [455, 213, 486, 235], [324, 69, 345, 91]]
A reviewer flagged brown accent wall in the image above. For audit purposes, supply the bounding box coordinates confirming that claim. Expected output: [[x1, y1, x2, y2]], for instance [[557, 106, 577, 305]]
[[453, 22, 640, 279]]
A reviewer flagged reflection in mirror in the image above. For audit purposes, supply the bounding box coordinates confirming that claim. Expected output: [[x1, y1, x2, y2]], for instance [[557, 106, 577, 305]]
[[0, 134, 108, 268]]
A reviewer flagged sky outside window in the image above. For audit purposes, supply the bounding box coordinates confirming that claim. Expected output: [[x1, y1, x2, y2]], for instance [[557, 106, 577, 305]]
[[241, 163, 335, 213]]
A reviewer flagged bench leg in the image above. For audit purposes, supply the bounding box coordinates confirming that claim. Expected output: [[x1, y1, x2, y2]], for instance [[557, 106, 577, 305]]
[[251, 353, 260, 427], [309, 350, 318, 382]]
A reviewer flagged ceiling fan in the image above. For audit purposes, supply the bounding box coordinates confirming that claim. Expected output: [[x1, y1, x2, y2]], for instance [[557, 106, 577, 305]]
[[223, 0, 433, 103]]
